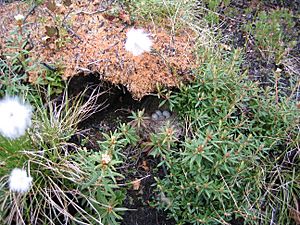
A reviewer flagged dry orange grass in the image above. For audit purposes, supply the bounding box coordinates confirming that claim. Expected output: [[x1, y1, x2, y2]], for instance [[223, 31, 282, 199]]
[[0, 1, 197, 98]]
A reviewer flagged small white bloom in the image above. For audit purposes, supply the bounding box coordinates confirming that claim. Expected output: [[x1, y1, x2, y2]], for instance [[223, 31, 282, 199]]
[[125, 28, 153, 56], [101, 153, 112, 165], [14, 14, 25, 21], [9, 168, 33, 194], [0, 96, 32, 139]]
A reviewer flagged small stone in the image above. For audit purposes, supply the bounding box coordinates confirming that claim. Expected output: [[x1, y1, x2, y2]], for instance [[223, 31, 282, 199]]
[[151, 113, 159, 121], [162, 110, 171, 119]]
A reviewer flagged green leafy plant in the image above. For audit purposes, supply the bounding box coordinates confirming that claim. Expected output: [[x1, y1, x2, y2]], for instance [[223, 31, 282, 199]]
[[151, 49, 299, 224], [203, 0, 222, 25], [75, 122, 140, 225], [34, 69, 66, 96], [43, 0, 73, 48], [244, 9, 296, 63], [120, 0, 195, 29], [75, 147, 127, 225], [0, 58, 30, 96], [0, 24, 35, 97], [193, 0, 231, 26], [0, 87, 112, 224], [0, 135, 31, 177]]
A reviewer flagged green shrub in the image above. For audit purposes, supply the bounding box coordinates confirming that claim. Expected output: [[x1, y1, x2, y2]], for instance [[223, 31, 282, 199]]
[[193, 0, 231, 26], [244, 9, 296, 63], [120, 0, 195, 28], [0, 88, 128, 224], [75, 123, 139, 225], [152, 49, 299, 224], [0, 58, 30, 96]]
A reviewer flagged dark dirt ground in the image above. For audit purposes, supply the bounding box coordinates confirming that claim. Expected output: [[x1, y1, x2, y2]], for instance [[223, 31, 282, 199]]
[[65, 1, 300, 224], [221, 0, 300, 101]]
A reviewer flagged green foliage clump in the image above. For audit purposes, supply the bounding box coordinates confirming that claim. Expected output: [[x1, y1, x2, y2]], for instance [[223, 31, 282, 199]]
[[152, 49, 299, 224], [0, 58, 29, 97], [0, 26, 33, 96], [244, 9, 296, 62], [193, 0, 231, 25], [76, 124, 139, 225], [0, 88, 135, 225], [0, 24, 66, 98], [121, 0, 175, 21], [120, 0, 194, 27]]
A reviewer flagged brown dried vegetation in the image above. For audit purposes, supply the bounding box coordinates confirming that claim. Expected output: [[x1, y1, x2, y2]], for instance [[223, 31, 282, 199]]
[[0, 1, 197, 98]]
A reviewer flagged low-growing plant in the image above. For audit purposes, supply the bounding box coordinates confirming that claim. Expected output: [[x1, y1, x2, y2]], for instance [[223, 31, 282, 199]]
[[0, 22, 35, 96], [244, 9, 296, 63], [41, 0, 73, 48], [0, 58, 30, 96], [0, 135, 31, 177], [120, 0, 195, 29], [193, 0, 231, 26], [75, 122, 140, 225], [151, 49, 299, 224], [34, 69, 66, 96], [72, 147, 126, 225], [0, 86, 127, 224], [0, 17, 66, 98]]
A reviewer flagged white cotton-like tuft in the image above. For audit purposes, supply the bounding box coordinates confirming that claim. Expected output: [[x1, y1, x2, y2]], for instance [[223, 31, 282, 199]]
[[0, 96, 32, 139], [14, 14, 25, 21], [125, 28, 153, 56], [9, 168, 33, 194]]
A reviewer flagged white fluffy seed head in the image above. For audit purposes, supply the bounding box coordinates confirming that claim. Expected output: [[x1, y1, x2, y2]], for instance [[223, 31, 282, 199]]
[[14, 14, 25, 21], [9, 168, 33, 194], [125, 28, 153, 56], [0, 96, 33, 139]]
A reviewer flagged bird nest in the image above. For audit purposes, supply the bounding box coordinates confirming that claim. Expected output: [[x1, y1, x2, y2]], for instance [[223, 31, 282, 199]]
[[0, 1, 198, 98]]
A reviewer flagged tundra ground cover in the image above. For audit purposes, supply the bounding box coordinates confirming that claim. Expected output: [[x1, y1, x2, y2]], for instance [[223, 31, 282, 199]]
[[0, 0, 299, 224]]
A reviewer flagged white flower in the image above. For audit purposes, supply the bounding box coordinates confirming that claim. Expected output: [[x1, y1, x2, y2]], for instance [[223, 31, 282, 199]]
[[101, 153, 112, 165], [14, 14, 25, 21], [125, 28, 153, 56], [9, 168, 33, 194], [0, 96, 32, 139]]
